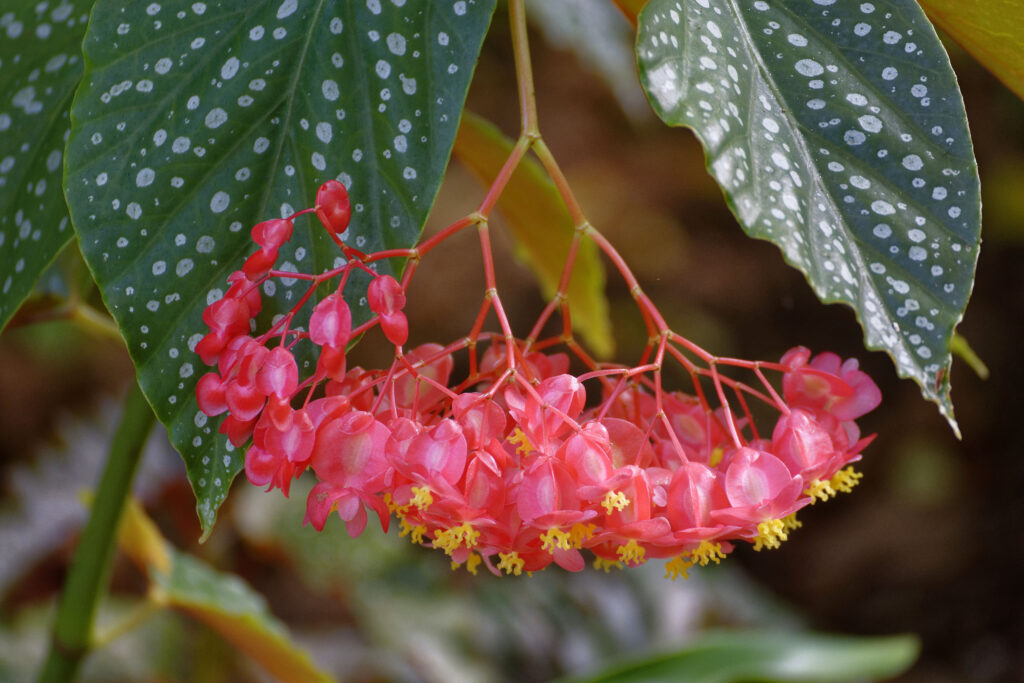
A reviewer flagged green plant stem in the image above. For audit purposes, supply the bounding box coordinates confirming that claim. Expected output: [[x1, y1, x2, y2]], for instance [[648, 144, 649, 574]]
[[38, 380, 156, 683], [508, 0, 538, 138]]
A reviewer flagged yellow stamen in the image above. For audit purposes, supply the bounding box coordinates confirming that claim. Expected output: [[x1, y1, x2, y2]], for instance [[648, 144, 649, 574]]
[[451, 552, 482, 575], [497, 551, 525, 576], [691, 539, 727, 566], [398, 518, 413, 537], [410, 486, 434, 510], [383, 492, 408, 516], [507, 427, 535, 456], [433, 522, 480, 555], [709, 445, 725, 468], [616, 539, 646, 566], [540, 527, 572, 553], [804, 478, 836, 504], [830, 466, 863, 493], [753, 518, 788, 551], [593, 557, 623, 572], [399, 518, 428, 544], [569, 523, 596, 548], [601, 490, 630, 515], [783, 513, 802, 532], [665, 556, 696, 580]]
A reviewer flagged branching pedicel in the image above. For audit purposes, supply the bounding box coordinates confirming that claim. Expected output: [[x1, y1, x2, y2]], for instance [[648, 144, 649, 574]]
[[195, 1, 881, 577], [194, 177, 881, 578]]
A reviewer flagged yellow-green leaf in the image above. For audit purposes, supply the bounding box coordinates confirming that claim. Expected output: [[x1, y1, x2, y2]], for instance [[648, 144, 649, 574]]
[[920, 0, 1024, 102], [117, 499, 171, 575], [453, 112, 613, 358], [117, 501, 333, 683]]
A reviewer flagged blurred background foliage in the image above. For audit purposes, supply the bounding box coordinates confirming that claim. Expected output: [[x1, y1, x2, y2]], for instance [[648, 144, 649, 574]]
[[2, 0, 1022, 680]]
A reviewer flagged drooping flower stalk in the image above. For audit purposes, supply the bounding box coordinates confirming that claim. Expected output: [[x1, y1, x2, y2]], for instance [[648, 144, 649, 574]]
[[194, 173, 881, 577], [194, 0, 883, 578]]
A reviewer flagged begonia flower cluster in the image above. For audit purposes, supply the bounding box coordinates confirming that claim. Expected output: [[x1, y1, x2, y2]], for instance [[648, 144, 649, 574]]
[[196, 181, 882, 578]]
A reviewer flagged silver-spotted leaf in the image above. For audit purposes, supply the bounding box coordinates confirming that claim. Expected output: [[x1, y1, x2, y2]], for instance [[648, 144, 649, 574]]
[[65, 0, 497, 535], [0, 1, 88, 332], [637, 0, 980, 433]]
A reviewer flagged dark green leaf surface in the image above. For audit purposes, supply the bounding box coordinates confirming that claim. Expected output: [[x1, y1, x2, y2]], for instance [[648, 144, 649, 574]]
[[66, 0, 496, 535], [0, 1, 88, 332], [637, 0, 980, 432], [558, 630, 919, 683]]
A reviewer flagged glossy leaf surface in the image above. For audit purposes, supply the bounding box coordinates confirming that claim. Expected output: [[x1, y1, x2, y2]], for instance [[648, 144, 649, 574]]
[[0, 1, 88, 331], [453, 112, 613, 358], [636, 0, 980, 432], [65, 0, 496, 534], [558, 630, 918, 683]]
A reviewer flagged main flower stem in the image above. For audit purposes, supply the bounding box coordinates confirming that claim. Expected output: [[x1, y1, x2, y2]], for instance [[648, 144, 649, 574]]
[[38, 380, 155, 683]]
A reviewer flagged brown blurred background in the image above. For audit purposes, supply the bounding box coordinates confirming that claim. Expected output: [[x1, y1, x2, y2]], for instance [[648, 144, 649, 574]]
[[1, 4, 1022, 682]]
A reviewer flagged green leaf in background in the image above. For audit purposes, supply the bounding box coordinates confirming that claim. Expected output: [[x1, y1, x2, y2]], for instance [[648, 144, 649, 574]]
[[116, 499, 333, 683], [557, 630, 919, 683], [65, 0, 497, 536], [152, 549, 334, 683], [453, 112, 613, 358], [0, 1, 88, 332], [919, 0, 1024, 103], [636, 0, 980, 434]]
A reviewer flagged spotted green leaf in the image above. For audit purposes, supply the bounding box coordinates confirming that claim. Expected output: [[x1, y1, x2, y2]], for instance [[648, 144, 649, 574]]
[[0, 1, 88, 332], [65, 0, 497, 536], [637, 0, 980, 433]]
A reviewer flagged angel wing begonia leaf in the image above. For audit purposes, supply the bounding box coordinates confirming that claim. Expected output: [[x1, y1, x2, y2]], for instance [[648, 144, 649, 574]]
[[65, 0, 497, 536], [636, 0, 981, 434], [0, 1, 88, 332]]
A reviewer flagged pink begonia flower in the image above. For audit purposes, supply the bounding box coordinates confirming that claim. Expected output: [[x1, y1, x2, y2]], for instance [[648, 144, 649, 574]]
[[771, 408, 844, 481], [392, 343, 454, 413], [505, 374, 586, 446], [251, 218, 293, 250], [307, 411, 393, 536], [368, 275, 408, 346], [257, 346, 299, 399], [195, 183, 888, 577], [478, 346, 569, 381], [196, 373, 228, 416], [311, 411, 392, 491], [452, 393, 508, 450], [461, 451, 506, 518], [309, 293, 352, 348], [516, 455, 596, 529], [666, 462, 734, 539], [224, 271, 262, 317], [242, 246, 278, 279], [782, 347, 882, 421], [403, 418, 468, 486], [661, 392, 728, 459], [315, 180, 351, 234], [714, 447, 807, 528], [219, 414, 257, 448]]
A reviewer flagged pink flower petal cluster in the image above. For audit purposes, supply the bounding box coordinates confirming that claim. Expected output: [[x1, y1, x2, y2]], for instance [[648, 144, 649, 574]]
[[195, 182, 883, 578]]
